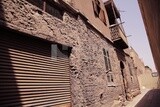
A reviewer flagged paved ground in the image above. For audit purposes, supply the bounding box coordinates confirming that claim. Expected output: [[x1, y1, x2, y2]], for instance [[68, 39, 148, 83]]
[[126, 89, 149, 107], [135, 89, 160, 107], [126, 89, 160, 107]]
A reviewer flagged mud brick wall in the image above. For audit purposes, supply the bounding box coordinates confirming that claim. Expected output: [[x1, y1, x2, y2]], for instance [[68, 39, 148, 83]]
[[0, 0, 140, 106]]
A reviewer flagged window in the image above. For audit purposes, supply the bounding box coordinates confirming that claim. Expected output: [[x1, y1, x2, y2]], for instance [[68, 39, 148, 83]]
[[103, 49, 114, 85], [51, 44, 71, 58], [128, 62, 134, 83], [92, 0, 100, 16], [92, 0, 106, 25], [107, 73, 114, 82], [26, 0, 43, 9], [51, 44, 58, 58], [46, 1, 63, 19], [26, 0, 63, 19], [128, 63, 133, 76], [103, 48, 111, 71]]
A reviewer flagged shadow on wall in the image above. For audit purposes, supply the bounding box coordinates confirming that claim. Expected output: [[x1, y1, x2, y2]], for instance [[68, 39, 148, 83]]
[[0, 0, 22, 106], [0, 26, 53, 106], [115, 49, 126, 62], [0, 0, 6, 26], [135, 89, 160, 107]]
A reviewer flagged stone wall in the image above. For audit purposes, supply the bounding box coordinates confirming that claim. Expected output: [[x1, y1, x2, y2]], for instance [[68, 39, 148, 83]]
[[0, 0, 138, 106], [138, 67, 159, 89], [125, 55, 141, 100], [129, 47, 145, 75]]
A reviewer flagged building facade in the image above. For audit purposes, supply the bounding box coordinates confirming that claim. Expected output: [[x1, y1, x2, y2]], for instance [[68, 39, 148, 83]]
[[126, 47, 149, 90], [128, 47, 145, 75], [0, 0, 140, 107], [138, 66, 159, 89], [138, 0, 160, 75]]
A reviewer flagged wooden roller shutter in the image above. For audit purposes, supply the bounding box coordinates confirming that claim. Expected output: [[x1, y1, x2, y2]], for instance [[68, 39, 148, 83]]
[[0, 29, 71, 107]]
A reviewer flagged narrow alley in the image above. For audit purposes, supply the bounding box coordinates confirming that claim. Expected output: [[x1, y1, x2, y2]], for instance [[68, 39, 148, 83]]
[[126, 89, 160, 107], [0, 0, 159, 107]]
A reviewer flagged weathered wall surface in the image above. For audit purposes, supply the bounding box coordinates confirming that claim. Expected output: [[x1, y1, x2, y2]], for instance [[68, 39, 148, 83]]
[[138, 0, 160, 75], [114, 49, 141, 101], [138, 67, 159, 89], [129, 48, 145, 75], [125, 55, 141, 100], [69, 0, 111, 40], [0, 0, 139, 106]]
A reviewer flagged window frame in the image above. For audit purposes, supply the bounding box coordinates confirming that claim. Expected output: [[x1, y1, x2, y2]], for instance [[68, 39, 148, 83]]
[[103, 48, 115, 86], [26, 0, 64, 19], [103, 48, 111, 72], [92, 0, 107, 25]]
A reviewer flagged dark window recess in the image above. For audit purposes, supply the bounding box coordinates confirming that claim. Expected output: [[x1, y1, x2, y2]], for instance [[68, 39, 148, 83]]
[[26, 0, 43, 9], [92, 0, 100, 16], [107, 73, 114, 83], [26, 0, 63, 20], [51, 44, 71, 58], [111, 74, 114, 82], [103, 48, 106, 55], [92, 0, 106, 25], [104, 56, 109, 70], [128, 63, 133, 76], [105, 2, 119, 25], [46, 2, 63, 20], [103, 48, 114, 83], [103, 49, 111, 71]]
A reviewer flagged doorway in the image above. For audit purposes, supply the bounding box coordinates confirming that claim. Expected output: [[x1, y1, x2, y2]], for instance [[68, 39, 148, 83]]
[[120, 61, 127, 100]]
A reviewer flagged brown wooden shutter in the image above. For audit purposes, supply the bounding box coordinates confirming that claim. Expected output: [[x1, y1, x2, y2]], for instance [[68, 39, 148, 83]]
[[92, 0, 100, 17], [0, 30, 71, 107], [99, 9, 106, 24]]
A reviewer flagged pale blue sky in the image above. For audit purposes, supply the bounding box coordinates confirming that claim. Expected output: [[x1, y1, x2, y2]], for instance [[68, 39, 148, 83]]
[[114, 0, 155, 70], [113, 0, 156, 71]]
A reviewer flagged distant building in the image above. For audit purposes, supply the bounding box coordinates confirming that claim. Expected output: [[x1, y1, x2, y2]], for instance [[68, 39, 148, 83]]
[[0, 0, 140, 106], [127, 47, 159, 89], [138, 66, 159, 89]]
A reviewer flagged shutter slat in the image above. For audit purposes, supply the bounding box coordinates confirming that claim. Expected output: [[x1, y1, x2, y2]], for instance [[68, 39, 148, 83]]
[[1, 90, 70, 96], [1, 96, 71, 106], [1, 72, 70, 79], [1, 99, 70, 107], [0, 66, 69, 75], [1, 93, 71, 101], [0, 86, 70, 90], [0, 55, 69, 68], [0, 61, 70, 71], [0, 48, 69, 63]]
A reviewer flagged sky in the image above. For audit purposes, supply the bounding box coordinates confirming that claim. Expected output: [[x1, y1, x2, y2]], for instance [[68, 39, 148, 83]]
[[104, 0, 156, 71]]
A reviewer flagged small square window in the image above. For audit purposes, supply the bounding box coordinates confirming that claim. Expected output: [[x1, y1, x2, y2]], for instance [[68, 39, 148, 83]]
[[107, 73, 114, 83], [107, 73, 116, 87]]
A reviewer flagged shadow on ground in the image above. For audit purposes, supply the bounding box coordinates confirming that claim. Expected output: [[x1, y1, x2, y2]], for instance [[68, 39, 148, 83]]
[[135, 89, 160, 107]]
